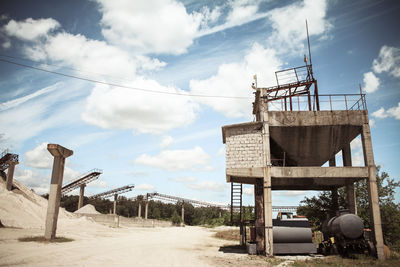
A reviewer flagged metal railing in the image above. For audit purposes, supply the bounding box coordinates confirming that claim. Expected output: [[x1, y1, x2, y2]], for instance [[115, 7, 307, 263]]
[[267, 93, 367, 112]]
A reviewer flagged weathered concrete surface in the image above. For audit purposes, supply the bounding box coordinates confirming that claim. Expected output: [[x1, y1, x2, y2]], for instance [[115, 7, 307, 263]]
[[78, 184, 85, 209], [268, 110, 367, 127], [362, 123, 385, 260], [45, 144, 73, 240], [5, 162, 17, 191], [227, 167, 368, 190]]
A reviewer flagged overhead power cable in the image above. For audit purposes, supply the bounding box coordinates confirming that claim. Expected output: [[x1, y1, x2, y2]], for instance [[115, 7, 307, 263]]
[[0, 58, 251, 100]]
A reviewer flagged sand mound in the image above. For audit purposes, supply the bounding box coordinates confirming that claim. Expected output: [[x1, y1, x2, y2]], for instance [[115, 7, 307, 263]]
[[0, 179, 83, 229], [75, 204, 100, 214]]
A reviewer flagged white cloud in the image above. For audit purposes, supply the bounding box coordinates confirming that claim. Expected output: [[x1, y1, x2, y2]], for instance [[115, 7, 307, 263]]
[[372, 45, 400, 78], [350, 137, 362, 150], [372, 103, 400, 120], [24, 142, 52, 169], [216, 147, 225, 156], [243, 187, 253, 195], [372, 107, 388, 119], [2, 18, 59, 41], [266, 0, 331, 53], [0, 83, 59, 112], [13, 168, 49, 195], [352, 150, 364, 167], [160, 135, 174, 149], [369, 119, 375, 127], [87, 179, 108, 189], [363, 71, 380, 93], [96, 0, 203, 55], [0, 81, 86, 146], [134, 146, 212, 172], [187, 181, 226, 192], [190, 43, 281, 118], [135, 183, 155, 191], [42, 32, 137, 79], [387, 102, 400, 120], [81, 81, 198, 134], [173, 176, 197, 183], [282, 191, 306, 196]]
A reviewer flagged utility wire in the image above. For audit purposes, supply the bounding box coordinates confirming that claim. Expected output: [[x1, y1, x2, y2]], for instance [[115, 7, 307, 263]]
[[0, 57, 251, 100]]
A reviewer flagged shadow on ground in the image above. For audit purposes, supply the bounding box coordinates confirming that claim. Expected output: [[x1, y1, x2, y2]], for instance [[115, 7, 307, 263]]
[[218, 245, 247, 254]]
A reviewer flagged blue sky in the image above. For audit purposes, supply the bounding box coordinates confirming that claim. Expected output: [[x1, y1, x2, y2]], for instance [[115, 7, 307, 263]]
[[0, 0, 399, 207]]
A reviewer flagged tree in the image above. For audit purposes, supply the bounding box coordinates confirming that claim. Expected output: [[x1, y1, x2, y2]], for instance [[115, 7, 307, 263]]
[[298, 166, 400, 248], [171, 210, 182, 225]]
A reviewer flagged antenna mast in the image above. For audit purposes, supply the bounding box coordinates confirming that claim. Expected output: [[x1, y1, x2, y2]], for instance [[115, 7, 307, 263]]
[[306, 20, 312, 67]]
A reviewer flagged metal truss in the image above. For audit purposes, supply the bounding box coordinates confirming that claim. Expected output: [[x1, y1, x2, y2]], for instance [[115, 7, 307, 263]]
[[0, 149, 19, 172], [90, 184, 135, 199], [61, 168, 102, 195], [146, 192, 228, 209]]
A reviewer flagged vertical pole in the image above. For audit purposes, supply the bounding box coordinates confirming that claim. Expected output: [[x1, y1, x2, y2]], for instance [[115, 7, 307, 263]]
[[45, 144, 73, 240], [289, 88, 293, 111], [78, 184, 85, 209], [6, 162, 17, 191], [284, 97, 287, 111], [361, 120, 385, 260], [145, 201, 149, 219], [138, 202, 142, 218], [181, 202, 185, 224], [230, 182, 233, 223], [342, 144, 357, 214], [113, 194, 118, 215], [329, 157, 338, 214], [315, 80, 320, 111], [307, 91, 312, 111]]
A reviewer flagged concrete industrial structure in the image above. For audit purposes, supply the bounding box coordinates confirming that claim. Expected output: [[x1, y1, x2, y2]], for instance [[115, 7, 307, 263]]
[[0, 149, 19, 191], [221, 62, 385, 259], [61, 169, 102, 209], [45, 144, 73, 240]]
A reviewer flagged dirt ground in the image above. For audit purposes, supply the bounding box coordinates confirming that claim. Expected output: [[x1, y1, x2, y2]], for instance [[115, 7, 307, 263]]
[[0, 224, 319, 267]]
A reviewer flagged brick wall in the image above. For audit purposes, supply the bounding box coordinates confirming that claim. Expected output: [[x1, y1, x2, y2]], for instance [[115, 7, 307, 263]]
[[225, 126, 263, 168]]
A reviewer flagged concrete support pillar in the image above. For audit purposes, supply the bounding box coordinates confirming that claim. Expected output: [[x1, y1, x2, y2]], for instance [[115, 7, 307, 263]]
[[138, 202, 142, 218], [145, 201, 148, 219], [361, 122, 385, 260], [6, 162, 17, 191], [342, 144, 357, 214], [78, 184, 85, 209], [181, 202, 185, 224], [45, 144, 73, 240], [254, 178, 265, 255], [113, 194, 118, 215], [328, 157, 339, 214]]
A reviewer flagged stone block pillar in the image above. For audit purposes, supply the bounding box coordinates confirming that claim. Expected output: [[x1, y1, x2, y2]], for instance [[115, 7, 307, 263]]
[[45, 144, 73, 240], [361, 121, 385, 260], [113, 194, 118, 215], [138, 202, 142, 218], [78, 184, 85, 210], [6, 161, 17, 191]]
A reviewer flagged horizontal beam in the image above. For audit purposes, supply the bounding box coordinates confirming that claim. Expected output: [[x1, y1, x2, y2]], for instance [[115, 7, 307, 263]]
[[227, 167, 368, 190]]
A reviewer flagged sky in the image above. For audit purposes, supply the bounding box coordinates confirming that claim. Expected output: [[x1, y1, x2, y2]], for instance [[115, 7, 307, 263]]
[[0, 0, 399, 207]]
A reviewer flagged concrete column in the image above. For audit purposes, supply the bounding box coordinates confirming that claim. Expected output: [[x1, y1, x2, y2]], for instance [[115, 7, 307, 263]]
[[45, 144, 73, 240], [113, 194, 118, 215], [145, 201, 148, 219], [342, 144, 357, 214], [6, 161, 17, 191], [329, 157, 339, 214], [138, 202, 142, 218], [259, 87, 273, 256], [254, 178, 265, 255], [361, 122, 385, 260], [78, 184, 85, 209], [181, 202, 185, 224]]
